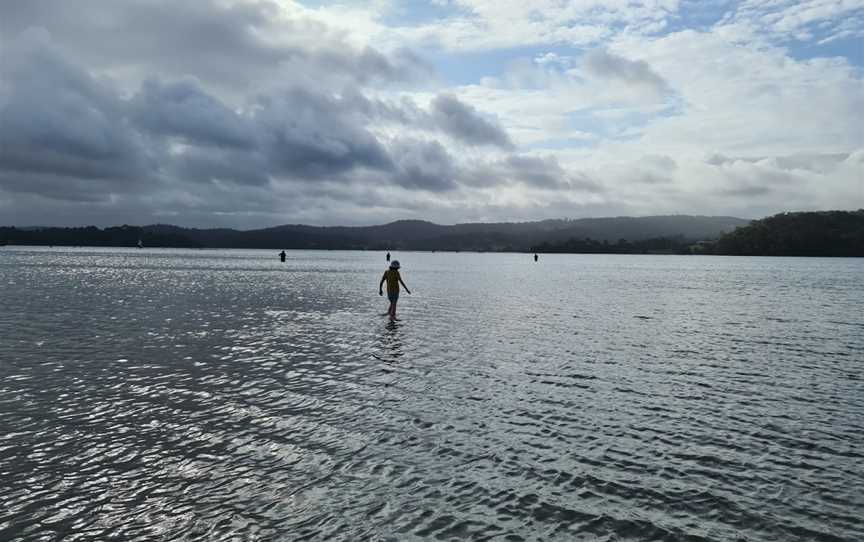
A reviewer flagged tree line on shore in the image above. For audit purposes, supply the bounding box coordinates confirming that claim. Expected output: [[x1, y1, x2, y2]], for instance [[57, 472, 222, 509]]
[[1, 210, 861, 256], [709, 209, 863, 256], [532, 210, 863, 256]]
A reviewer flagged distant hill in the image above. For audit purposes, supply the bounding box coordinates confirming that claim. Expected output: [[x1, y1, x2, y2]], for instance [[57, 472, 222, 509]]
[[0, 215, 749, 251], [712, 210, 864, 256], [0, 225, 202, 248], [5, 212, 860, 255]]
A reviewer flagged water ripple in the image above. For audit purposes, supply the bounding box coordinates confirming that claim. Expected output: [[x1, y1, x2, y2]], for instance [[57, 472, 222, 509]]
[[1, 248, 862, 540]]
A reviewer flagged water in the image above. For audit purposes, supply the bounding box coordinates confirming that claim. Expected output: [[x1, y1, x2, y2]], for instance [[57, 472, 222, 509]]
[[1, 247, 862, 541]]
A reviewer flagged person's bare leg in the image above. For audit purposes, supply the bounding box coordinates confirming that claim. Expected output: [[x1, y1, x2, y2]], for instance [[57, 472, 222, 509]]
[[390, 301, 397, 320]]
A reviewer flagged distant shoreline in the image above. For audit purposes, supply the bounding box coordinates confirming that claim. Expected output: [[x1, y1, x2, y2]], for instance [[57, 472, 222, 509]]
[[3, 244, 862, 258], [2, 210, 861, 256]]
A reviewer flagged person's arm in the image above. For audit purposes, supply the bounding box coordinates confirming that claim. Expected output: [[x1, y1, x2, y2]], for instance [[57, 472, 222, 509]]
[[399, 277, 411, 294], [379, 273, 386, 295]]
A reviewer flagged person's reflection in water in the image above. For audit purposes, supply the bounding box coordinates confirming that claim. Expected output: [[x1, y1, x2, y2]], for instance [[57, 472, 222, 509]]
[[376, 319, 404, 363]]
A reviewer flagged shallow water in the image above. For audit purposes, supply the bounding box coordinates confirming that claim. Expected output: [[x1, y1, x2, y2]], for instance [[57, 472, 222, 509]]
[[1, 247, 862, 541]]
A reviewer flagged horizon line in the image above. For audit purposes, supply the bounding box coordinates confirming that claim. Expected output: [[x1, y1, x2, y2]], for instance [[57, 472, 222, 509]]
[[0, 212, 766, 231]]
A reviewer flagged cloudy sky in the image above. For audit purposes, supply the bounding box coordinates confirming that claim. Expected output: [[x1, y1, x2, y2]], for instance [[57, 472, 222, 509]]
[[1, 0, 862, 228]]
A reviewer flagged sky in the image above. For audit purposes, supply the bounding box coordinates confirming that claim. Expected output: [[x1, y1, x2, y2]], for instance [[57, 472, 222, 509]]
[[0, 0, 862, 228]]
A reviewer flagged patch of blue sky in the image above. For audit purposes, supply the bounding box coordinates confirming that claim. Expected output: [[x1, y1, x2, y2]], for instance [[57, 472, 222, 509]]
[[297, 0, 467, 25], [786, 34, 864, 67], [572, 111, 621, 138], [377, 1, 468, 26], [673, 0, 737, 32], [421, 44, 585, 85], [554, 102, 681, 145]]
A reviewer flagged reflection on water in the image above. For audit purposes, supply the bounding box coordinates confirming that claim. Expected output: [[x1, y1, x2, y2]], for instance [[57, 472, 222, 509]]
[[1, 247, 863, 541], [376, 320, 404, 361]]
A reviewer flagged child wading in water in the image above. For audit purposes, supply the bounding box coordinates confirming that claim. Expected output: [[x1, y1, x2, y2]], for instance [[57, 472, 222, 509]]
[[379, 260, 410, 321]]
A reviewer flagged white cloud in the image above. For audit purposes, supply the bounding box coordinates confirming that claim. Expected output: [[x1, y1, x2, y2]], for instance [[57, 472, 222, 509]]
[[392, 0, 680, 51], [609, 30, 864, 156], [0, 0, 861, 227], [718, 0, 864, 44]]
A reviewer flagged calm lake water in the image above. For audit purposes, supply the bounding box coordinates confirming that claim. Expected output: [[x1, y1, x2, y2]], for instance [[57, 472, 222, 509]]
[[1, 247, 862, 541]]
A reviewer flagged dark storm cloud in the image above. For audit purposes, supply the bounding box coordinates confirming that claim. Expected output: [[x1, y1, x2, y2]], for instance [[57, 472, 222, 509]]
[[313, 46, 433, 86], [502, 155, 603, 192], [0, 31, 154, 190], [0, 2, 540, 227], [504, 156, 566, 188], [390, 140, 459, 191], [0, 0, 433, 92], [431, 94, 514, 149], [0, 35, 482, 197], [168, 147, 270, 187], [582, 50, 669, 97], [254, 87, 395, 179], [458, 154, 601, 191], [0, 172, 120, 203], [0, 32, 430, 197], [161, 89, 515, 187], [129, 79, 255, 148]]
